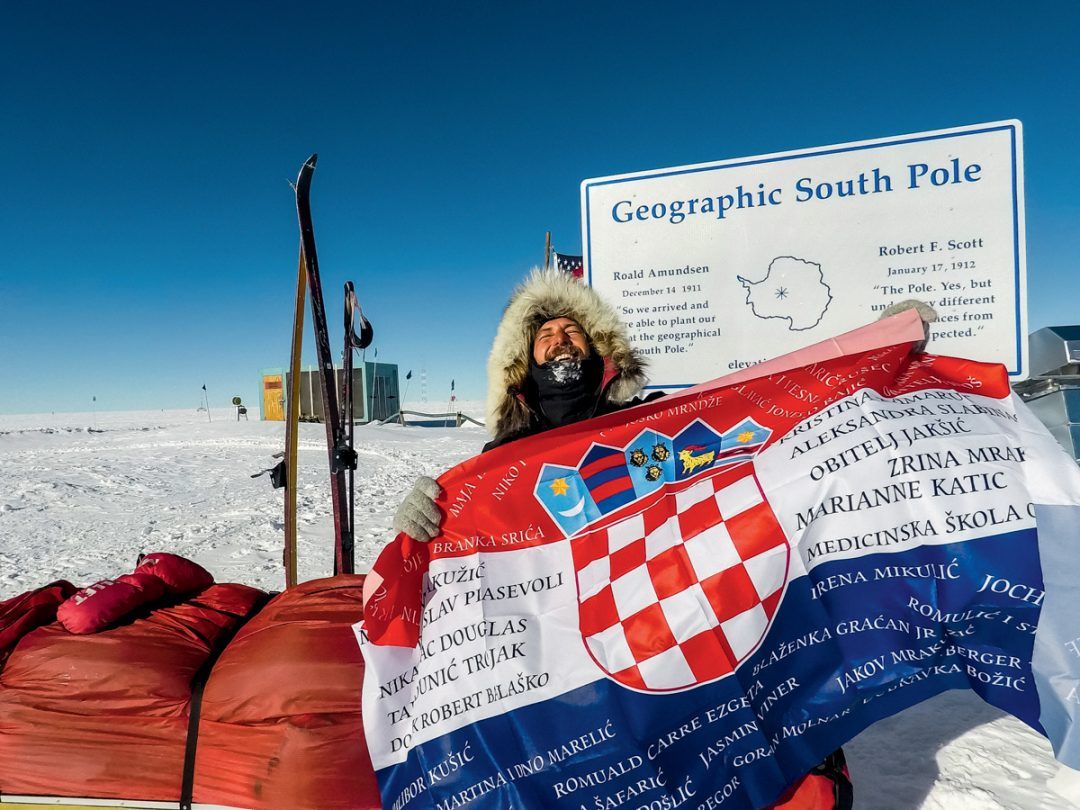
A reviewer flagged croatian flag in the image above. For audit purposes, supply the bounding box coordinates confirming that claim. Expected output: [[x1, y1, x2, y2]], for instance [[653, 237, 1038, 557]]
[[572, 461, 788, 692], [358, 335, 1080, 810]]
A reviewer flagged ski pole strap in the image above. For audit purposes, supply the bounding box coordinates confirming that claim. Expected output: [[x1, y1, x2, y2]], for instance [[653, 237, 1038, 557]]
[[251, 460, 288, 489], [251, 453, 287, 488], [178, 592, 272, 810], [344, 283, 374, 350]]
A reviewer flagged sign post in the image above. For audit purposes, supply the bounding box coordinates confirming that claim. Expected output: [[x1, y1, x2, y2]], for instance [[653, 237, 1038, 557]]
[[581, 121, 1027, 388]]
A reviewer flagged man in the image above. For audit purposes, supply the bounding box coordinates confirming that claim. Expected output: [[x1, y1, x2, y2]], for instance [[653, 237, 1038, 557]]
[[393, 267, 660, 541], [393, 269, 933, 809]]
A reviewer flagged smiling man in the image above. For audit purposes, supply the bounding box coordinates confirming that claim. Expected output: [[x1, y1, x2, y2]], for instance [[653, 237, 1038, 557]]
[[393, 267, 657, 541], [482, 268, 659, 452]]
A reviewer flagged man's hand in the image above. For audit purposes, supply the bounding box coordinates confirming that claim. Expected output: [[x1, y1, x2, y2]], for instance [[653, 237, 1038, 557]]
[[393, 475, 443, 542], [878, 299, 938, 353]]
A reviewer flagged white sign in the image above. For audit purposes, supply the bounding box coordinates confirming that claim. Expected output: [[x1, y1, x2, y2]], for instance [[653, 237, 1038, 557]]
[[581, 121, 1027, 388]]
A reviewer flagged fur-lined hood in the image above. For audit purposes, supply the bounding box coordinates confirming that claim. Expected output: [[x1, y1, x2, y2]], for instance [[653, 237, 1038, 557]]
[[486, 268, 648, 440]]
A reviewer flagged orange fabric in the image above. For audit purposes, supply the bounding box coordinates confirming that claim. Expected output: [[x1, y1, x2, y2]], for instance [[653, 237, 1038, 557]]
[[0, 583, 263, 800], [0, 581, 74, 667], [768, 768, 849, 809], [0, 575, 378, 808], [193, 575, 380, 810]]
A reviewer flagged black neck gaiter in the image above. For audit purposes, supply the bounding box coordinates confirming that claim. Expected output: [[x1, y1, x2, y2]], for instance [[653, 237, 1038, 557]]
[[528, 353, 604, 428]]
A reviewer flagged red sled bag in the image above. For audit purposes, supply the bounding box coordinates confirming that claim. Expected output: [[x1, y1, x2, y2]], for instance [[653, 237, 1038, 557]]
[[0, 581, 75, 667], [54, 553, 212, 635], [135, 552, 214, 595], [118, 571, 168, 602], [57, 573, 166, 635]]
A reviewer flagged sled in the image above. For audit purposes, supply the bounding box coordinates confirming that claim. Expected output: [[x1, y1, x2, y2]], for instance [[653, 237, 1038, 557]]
[[0, 577, 380, 810]]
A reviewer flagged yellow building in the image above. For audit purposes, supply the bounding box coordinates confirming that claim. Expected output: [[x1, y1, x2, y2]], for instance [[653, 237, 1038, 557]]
[[259, 363, 399, 423]]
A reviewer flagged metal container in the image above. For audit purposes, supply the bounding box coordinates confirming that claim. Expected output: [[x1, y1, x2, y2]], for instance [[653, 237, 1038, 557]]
[[1013, 326, 1080, 461]]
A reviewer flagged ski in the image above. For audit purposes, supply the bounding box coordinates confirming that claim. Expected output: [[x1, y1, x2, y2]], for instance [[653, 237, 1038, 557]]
[[294, 154, 353, 575], [282, 248, 307, 588]]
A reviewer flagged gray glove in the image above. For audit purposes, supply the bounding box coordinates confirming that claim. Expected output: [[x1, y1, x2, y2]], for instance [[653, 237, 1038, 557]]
[[878, 298, 938, 353], [393, 475, 443, 542]]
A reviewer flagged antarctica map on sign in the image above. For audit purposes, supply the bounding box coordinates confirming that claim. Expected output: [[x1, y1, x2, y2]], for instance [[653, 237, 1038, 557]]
[[581, 121, 1027, 389], [738, 256, 833, 331]]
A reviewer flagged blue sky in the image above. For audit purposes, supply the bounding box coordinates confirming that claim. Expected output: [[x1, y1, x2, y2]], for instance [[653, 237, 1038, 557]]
[[2, 2, 1078, 414]]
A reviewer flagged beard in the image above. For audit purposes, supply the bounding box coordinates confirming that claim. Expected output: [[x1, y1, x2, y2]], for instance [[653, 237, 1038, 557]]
[[548, 357, 584, 385], [528, 347, 603, 428], [543, 345, 588, 385]]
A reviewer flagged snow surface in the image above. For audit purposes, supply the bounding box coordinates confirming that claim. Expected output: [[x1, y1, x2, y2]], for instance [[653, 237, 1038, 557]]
[[1, 407, 1078, 809]]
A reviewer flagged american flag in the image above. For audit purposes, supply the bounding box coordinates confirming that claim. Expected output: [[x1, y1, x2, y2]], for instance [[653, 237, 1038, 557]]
[[554, 252, 584, 280]]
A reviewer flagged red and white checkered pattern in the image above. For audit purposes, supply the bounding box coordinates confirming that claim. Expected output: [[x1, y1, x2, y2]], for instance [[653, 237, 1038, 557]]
[[571, 464, 789, 691]]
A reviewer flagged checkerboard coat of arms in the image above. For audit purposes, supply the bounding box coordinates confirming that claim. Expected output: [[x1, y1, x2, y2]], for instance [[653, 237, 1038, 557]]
[[534, 417, 789, 691]]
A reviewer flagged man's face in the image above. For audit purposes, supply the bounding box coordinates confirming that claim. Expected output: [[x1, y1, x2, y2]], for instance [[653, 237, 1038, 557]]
[[532, 317, 591, 365]]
